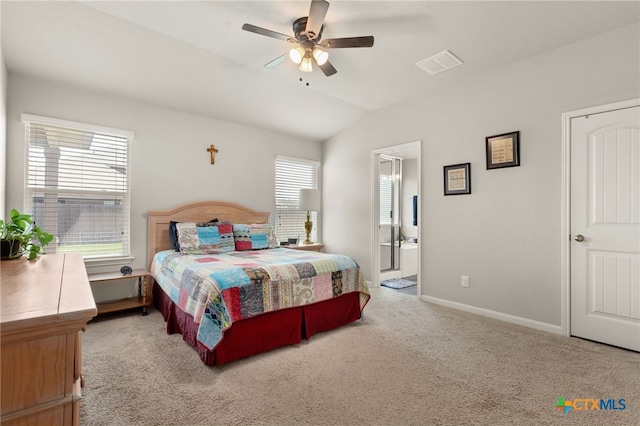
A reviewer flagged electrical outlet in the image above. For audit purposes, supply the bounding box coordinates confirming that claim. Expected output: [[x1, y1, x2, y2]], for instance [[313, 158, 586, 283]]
[[461, 275, 470, 287]]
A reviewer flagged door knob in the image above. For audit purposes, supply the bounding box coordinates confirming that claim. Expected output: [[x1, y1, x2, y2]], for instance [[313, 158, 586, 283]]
[[574, 234, 585, 242]]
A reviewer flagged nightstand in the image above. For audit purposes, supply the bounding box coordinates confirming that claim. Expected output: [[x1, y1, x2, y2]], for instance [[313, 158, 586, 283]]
[[88, 269, 152, 316], [284, 243, 324, 252]]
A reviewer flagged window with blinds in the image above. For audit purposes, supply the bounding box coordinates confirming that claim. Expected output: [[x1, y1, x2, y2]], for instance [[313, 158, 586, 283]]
[[275, 156, 319, 242], [21, 114, 133, 259], [379, 175, 393, 225]]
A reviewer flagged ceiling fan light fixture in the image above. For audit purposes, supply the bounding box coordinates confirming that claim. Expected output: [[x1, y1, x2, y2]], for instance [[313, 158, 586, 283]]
[[242, 0, 375, 77], [312, 47, 328, 65], [289, 47, 305, 64], [299, 56, 313, 72]]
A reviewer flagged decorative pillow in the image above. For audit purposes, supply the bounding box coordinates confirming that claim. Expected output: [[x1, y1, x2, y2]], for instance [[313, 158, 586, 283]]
[[176, 221, 235, 254], [169, 219, 219, 252], [233, 223, 279, 251], [169, 221, 180, 251]]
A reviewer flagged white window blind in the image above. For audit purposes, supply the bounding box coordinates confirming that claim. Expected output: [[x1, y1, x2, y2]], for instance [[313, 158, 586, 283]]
[[275, 156, 319, 242], [379, 175, 392, 225], [22, 114, 133, 259]]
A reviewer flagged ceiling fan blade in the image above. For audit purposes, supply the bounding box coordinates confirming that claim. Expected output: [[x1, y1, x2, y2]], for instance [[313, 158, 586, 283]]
[[305, 0, 329, 39], [242, 23, 295, 43], [317, 59, 337, 77], [320, 36, 374, 49], [264, 53, 289, 68]]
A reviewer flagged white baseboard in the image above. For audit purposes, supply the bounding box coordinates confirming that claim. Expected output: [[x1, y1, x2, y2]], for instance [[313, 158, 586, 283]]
[[420, 295, 563, 335]]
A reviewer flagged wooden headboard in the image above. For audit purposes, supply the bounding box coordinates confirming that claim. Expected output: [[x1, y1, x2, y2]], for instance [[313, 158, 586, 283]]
[[146, 200, 270, 269]]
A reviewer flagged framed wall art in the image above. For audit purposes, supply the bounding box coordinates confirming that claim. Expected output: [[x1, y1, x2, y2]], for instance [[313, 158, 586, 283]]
[[486, 131, 520, 169], [443, 163, 471, 195]]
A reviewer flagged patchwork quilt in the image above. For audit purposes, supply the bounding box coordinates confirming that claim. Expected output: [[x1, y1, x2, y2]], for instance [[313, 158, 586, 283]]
[[151, 248, 370, 350]]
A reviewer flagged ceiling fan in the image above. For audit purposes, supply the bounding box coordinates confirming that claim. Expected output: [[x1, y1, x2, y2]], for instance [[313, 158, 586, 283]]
[[242, 0, 374, 77]]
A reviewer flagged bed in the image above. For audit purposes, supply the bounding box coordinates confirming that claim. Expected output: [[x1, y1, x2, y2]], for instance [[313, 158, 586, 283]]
[[147, 201, 370, 365]]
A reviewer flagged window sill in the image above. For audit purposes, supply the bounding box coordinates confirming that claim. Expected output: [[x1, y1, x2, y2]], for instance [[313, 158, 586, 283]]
[[83, 256, 134, 268]]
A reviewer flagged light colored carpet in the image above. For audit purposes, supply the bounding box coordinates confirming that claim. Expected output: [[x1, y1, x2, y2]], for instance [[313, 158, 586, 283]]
[[81, 288, 639, 425]]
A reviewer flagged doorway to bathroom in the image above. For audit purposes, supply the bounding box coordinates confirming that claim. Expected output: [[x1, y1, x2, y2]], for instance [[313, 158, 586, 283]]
[[372, 141, 421, 296], [378, 154, 402, 277]]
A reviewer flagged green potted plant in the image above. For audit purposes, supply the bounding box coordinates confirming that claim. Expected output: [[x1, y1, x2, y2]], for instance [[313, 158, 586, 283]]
[[0, 209, 54, 260]]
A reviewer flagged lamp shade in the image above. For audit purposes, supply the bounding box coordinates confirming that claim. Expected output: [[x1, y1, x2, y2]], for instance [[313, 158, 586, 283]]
[[289, 47, 304, 64], [299, 188, 320, 211], [312, 47, 328, 65], [299, 56, 313, 73]]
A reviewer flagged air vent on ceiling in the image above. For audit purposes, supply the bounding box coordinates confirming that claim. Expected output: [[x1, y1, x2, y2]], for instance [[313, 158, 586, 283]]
[[415, 50, 463, 75]]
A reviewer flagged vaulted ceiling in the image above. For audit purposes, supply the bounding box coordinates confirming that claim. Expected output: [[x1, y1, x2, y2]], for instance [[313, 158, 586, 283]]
[[2, 1, 638, 141]]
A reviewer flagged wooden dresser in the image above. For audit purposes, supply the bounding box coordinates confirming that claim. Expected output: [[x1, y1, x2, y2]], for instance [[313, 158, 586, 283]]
[[1, 253, 97, 425]]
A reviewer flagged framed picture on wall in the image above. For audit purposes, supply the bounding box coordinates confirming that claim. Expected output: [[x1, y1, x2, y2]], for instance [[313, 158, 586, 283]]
[[486, 131, 520, 169], [443, 163, 471, 195]]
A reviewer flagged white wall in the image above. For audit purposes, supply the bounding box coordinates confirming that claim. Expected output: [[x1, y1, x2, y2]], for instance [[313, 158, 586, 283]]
[[1, 15, 7, 220], [6, 75, 320, 281], [323, 24, 640, 327], [401, 158, 418, 241]]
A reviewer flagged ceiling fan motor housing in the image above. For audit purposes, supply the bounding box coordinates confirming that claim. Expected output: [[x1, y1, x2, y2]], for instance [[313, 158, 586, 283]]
[[293, 17, 323, 47]]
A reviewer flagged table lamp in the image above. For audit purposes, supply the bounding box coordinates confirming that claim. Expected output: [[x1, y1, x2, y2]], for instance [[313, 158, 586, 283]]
[[298, 188, 319, 244]]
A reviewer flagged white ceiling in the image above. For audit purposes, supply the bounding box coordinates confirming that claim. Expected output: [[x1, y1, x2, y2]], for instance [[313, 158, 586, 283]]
[[2, 1, 639, 142]]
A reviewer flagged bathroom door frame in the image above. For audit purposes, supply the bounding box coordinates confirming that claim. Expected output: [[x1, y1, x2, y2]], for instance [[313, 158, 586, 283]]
[[371, 141, 422, 295], [379, 154, 402, 275]]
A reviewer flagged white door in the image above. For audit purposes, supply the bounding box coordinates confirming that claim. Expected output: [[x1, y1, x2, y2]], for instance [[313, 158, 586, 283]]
[[570, 104, 640, 351]]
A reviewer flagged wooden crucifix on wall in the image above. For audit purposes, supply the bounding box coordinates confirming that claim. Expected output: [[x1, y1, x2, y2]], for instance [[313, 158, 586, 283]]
[[207, 144, 219, 164]]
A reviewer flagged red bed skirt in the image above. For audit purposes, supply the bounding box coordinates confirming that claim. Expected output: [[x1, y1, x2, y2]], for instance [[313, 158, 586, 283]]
[[153, 283, 364, 365]]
